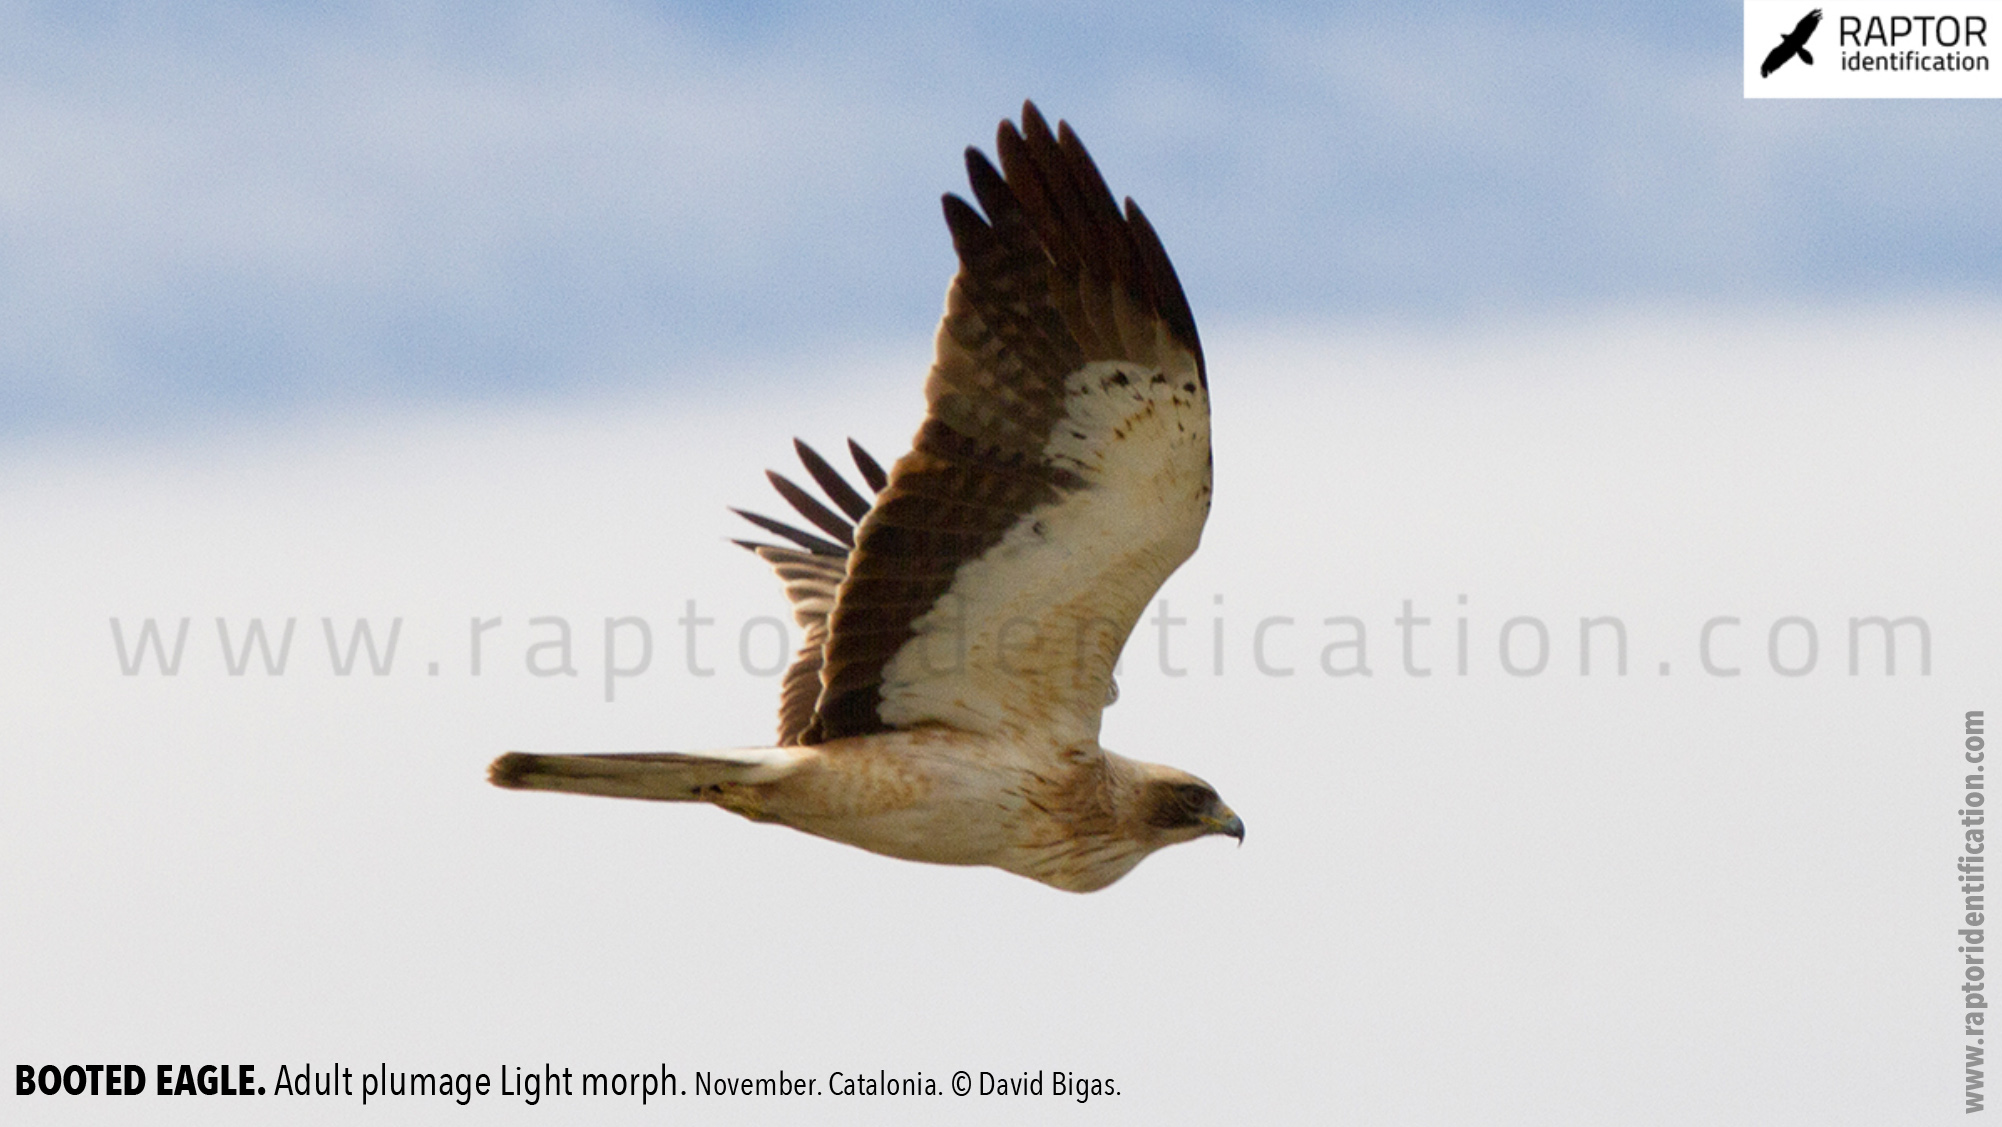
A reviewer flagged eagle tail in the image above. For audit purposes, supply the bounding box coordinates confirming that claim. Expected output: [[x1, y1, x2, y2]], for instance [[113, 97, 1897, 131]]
[[1799, 47, 1814, 65], [488, 747, 803, 802]]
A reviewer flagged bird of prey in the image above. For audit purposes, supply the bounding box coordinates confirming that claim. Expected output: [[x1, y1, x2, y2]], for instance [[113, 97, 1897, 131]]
[[490, 102, 1241, 893], [1761, 8, 1822, 77]]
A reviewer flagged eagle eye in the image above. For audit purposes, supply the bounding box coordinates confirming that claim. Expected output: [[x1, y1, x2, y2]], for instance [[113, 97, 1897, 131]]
[[1144, 781, 1214, 828]]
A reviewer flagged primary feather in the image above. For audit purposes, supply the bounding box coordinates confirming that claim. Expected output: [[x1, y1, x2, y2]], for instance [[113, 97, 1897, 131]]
[[490, 102, 1241, 892]]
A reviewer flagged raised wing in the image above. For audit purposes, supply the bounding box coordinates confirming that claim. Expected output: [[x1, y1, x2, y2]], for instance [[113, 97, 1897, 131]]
[[733, 439, 886, 746], [802, 101, 1209, 748]]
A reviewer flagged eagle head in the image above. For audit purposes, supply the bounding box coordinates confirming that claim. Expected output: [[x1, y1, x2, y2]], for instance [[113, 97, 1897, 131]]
[[1138, 773, 1245, 845]]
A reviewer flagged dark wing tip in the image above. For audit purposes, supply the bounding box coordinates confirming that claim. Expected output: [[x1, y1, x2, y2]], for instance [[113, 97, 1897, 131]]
[[963, 146, 1014, 226], [794, 438, 873, 521], [848, 440, 888, 492], [731, 439, 896, 557], [730, 507, 847, 557], [1124, 197, 1204, 380], [991, 104, 1205, 387], [1019, 99, 1049, 136], [766, 470, 856, 547], [941, 191, 993, 252]]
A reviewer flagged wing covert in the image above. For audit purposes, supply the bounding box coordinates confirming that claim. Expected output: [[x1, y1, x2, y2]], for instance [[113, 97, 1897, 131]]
[[804, 102, 1210, 747]]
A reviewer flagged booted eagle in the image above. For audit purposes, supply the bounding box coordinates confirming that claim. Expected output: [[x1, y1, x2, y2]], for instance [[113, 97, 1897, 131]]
[[490, 102, 1240, 892]]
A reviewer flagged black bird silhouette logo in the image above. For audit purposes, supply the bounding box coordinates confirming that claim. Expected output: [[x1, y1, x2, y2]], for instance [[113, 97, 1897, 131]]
[[1761, 8, 1823, 77]]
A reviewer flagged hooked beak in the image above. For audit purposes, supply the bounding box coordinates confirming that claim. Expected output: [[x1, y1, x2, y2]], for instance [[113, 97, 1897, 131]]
[[1207, 810, 1245, 845]]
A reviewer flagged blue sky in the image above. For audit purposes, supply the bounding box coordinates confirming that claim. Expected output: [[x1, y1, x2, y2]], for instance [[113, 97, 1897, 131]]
[[8, 9, 2000, 1118], [3, 0, 1999, 433]]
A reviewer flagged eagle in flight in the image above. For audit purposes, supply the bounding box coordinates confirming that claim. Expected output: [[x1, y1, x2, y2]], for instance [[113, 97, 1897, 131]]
[[490, 103, 1240, 892], [1761, 8, 1822, 77]]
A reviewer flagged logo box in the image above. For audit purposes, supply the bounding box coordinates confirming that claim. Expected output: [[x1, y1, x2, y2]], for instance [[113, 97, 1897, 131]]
[[1745, 1, 2002, 97]]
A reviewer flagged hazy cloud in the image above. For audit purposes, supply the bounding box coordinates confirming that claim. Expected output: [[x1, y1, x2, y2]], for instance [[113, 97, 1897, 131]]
[[0, 1, 1996, 432]]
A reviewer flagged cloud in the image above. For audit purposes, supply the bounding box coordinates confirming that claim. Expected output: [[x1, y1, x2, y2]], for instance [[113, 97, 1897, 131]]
[[3, 306, 1993, 1121], [0, 1, 1997, 433]]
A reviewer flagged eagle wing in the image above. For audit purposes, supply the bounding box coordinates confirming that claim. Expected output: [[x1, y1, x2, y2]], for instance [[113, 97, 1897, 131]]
[[792, 101, 1209, 749], [733, 440, 887, 746]]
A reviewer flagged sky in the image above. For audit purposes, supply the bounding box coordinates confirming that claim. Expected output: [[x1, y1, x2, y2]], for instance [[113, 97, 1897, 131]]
[[5, 3, 2001, 1125], [2, 0, 1999, 433], [6, 312, 1996, 1125]]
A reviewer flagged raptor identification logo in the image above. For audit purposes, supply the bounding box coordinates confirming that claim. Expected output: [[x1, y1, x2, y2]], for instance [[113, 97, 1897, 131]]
[[1744, 0, 2002, 95]]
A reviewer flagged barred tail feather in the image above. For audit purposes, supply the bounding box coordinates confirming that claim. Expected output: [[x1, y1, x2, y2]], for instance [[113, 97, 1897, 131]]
[[488, 748, 803, 802]]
